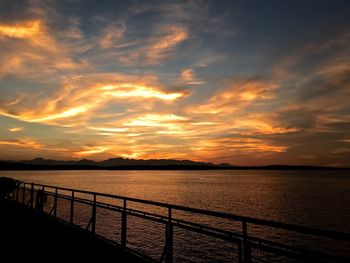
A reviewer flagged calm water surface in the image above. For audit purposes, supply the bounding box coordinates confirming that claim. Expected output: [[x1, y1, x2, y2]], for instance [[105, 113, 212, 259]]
[[2, 170, 350, 232]]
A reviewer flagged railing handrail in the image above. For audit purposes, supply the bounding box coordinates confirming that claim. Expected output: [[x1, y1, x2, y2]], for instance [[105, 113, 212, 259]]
[[21, 181, 350, 241]]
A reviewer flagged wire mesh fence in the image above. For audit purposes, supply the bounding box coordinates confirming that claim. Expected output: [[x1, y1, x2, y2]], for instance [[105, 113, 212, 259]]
[[73, 200, 92, 229], [173, 225, 241, 263], [95, 205, 122, 242], [12, 182, 350, 263], [43, 192, 55, 214], [127, 214, 166, 261], [249, 243, 300, 263], [56, 195, 71, 222]]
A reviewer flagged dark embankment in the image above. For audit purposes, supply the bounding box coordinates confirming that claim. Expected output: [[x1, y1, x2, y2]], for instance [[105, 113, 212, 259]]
[[1, 159, 349, 170]]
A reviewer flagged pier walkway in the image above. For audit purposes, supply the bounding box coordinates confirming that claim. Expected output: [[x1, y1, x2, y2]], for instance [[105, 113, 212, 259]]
[[0, 199, 145, 262]]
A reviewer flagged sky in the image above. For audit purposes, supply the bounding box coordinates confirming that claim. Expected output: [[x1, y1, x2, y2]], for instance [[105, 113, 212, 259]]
[[0, 0, 350, 166]]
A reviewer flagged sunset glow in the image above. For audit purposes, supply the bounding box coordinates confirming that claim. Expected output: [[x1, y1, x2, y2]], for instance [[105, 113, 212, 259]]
[[0, 20, 41, 38], [101, 84, 184, 101], [0, 0, 349, 166]]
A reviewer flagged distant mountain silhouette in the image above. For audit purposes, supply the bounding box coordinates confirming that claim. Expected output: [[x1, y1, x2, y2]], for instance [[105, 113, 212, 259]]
[[20, 157, 99, 166], [0, 157, 225, 170], [17, 157, 216, 167], [0, 157, 349, 170]]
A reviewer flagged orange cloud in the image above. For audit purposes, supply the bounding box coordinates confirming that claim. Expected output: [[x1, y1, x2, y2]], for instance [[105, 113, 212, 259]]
[[0, 20, 41, 39], [119, 24, 188, 65], [190, 138, 287, 162], [0, 76, 186, 126], [0, 19, 58, 52], [152, 25, 187, 49], [101, 84, 185, 101], [9, 127, 23, 132], [0, 139, 43, 149], [30, 106, 88, 123], [0, 18, 79, 78], [233, 118, 299, 135], [122, 114, 188, 136], [0, 105, 89, 126], [74, 146, 109, 156], [70, 134, 288, 162], [187, 80, 278, 114], [90, 127, 129, 133], [181, 68, 203, 85], [99, 23, 126, 49]]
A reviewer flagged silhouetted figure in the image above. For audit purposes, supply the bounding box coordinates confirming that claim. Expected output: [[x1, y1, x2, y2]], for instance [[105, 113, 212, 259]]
[[0, 177, 19, 200]]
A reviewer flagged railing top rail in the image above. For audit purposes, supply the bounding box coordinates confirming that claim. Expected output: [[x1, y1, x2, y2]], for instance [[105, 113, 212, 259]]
[[21, 181, 350, 241]]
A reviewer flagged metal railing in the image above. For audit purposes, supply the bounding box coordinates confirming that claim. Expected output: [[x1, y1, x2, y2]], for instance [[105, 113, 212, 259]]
[[8, 181, 350, 263]]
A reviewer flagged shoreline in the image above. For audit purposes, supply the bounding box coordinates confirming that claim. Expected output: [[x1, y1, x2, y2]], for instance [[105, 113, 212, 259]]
[[1, 163, 349, 171]]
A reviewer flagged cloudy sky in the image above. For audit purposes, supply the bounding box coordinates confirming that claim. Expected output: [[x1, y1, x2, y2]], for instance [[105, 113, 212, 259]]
[[0, 0, 349, 166]]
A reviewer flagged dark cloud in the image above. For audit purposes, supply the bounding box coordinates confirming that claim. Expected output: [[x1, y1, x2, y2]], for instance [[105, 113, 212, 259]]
[[0, 0, 31, 22]]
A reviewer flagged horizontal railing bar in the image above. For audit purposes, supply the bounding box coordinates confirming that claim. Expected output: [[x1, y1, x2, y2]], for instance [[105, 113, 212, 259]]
[[171, 221, 242, 243], [171, 217, 242, 238], [20, 183, 350, 241], [126, 209, 168, 224], [125, 207, 167, 220]]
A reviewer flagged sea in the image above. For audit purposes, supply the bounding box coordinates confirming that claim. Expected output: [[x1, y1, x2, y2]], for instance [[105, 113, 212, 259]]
[[2, 170, 349, 261]]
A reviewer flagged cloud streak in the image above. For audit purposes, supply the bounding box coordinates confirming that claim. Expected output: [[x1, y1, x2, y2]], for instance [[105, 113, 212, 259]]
[[0, 20, 41, 39]]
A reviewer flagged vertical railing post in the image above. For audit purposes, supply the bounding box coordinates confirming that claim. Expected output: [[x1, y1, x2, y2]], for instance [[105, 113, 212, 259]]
[[70, 190, 74, 225], [166, 207, 173, 263], [54, 188, 58, 218], [22, 183, 26, 204], [91, 194, 96, 234], [16, 182, 20, 202], [121, 199, 127, 250], [39, 186, 45, 211], [242, 220, 251, 263], [30, 183, 34, 208]]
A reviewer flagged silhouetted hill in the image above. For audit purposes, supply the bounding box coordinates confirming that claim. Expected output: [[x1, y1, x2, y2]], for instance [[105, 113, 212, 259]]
[[0, 157, 349, 170], [18, 157, 98, 166], [0, 157, 225, 170]]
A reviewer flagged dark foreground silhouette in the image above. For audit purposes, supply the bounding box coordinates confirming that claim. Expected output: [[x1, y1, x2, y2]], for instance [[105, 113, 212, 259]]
[[0, 202, 146, 262], [0, 177, 19, 198], [0, 177, 144, 262]]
